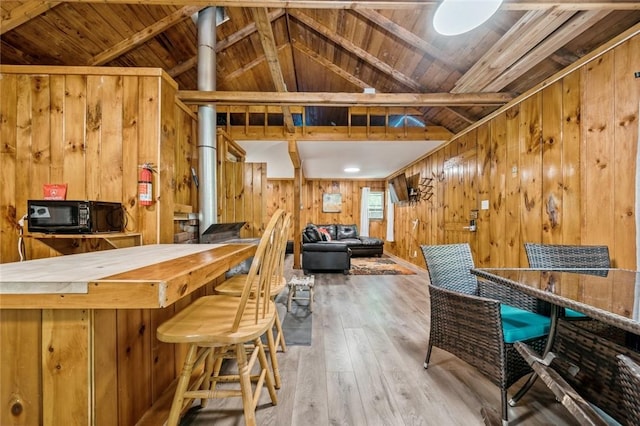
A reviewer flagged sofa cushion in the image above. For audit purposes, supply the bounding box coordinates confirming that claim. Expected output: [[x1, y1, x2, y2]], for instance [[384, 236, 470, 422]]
[[337, 224, 358, 240], [318, 228, 332, 241], [339, 238, 364, 247], [359, 236, 384, 246], [302, 224, 322, 243], [302, 242, 350, 253], [316, 224, 337, 240]]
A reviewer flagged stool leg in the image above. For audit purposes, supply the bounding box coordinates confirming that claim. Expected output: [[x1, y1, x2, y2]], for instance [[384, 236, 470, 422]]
[[167, 344, 199, 426], [199, 347, 214, 408], [254, 337, 278, 404], [235, 342, 257, 426], [265, 327, 282, 389], [273, 307, 287, 353], [287, 286, 293, 312]]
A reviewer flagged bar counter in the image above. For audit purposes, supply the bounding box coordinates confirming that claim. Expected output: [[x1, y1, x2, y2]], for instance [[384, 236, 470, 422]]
[[0, 243, 256, 425]]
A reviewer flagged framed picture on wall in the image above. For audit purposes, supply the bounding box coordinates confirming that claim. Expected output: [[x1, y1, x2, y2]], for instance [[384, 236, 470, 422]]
[[322, 193, 342, 213]]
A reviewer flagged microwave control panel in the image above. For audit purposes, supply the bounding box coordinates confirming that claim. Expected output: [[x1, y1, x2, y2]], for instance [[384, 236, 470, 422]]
[[78, 204, 90, 226]]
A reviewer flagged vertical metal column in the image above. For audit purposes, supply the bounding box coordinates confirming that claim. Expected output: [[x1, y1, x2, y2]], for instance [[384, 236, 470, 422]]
[[197, 7, 217, 238]]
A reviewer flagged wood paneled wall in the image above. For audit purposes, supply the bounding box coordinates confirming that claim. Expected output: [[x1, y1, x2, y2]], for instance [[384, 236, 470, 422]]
[[0, 65, 198, 263], [387, 35, 639, 270], [0, 66, 198, 426], [267, 178, 387, 239]]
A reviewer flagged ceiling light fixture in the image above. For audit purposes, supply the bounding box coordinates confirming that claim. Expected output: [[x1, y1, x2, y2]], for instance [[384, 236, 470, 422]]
[[433, 0, 503, 36], [344, 167, 360, 173]]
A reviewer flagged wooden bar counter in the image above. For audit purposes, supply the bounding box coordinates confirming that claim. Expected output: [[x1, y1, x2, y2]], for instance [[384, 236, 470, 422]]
[[0, 243, 256, 426]]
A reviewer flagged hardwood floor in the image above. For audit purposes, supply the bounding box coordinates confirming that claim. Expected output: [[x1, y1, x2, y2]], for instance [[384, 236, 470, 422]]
[[181, 255, 578, 426]]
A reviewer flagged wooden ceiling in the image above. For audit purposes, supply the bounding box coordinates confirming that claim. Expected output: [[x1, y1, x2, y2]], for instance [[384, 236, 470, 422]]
[[2, 1, 639, 134]]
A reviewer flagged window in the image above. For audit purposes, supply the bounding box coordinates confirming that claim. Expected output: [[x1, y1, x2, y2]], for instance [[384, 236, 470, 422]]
[[367, 191, 384, 220]]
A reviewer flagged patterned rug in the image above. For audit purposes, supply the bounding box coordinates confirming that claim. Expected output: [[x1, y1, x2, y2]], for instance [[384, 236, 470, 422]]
[[349, 256, 416, 275]]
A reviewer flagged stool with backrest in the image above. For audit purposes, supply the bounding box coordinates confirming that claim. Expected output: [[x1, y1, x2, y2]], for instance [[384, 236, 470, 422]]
[[421, 243, 550, 426], [214, 211, 292, 389], [156, 209, 285, 426]]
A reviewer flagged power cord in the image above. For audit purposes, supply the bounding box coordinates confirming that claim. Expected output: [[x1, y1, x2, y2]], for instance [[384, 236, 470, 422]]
[[18, 214, 27, 261]]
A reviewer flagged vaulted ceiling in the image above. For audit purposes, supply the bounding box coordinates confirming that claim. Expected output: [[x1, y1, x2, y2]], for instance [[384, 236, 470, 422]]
[[2, 1, 639, 177]]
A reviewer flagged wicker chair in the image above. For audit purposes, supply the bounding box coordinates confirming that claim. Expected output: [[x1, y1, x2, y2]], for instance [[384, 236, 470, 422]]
[[524, 242, 613, 326], [421, 244, 550, 425], [524, 243, 610, 269], [618, 354, 640, 425]]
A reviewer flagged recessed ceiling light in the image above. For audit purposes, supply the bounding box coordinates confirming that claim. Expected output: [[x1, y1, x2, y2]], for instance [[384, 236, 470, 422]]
[[344, 167, 360, 173], [433, 0, 503, 36]]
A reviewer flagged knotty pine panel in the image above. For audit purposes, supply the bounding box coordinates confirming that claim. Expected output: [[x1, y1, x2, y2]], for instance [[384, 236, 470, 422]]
[[561, 70, 582, 246], [476, 123, 491, 267], [541, 80, 564, 244], [504, 105, 522, 267], [518, 93, 543, 266], [489, 113, 508, 267], [0, 309, 42, 426], [612, 37, 639, 269], [0, 74, 18, 264], [583, 54, 616, 252], [383, 35, 637, 270], [93, 309, 118, 426]]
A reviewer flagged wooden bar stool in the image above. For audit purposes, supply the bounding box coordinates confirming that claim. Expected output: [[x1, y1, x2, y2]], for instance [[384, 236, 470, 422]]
[[156, 210, 285, 426], [214, 212, 291, 389]]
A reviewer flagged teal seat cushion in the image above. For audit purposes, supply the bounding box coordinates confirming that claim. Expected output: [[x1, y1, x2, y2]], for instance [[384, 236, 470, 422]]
[[565, 308, 587, 319], [500, 305, 551, 344]]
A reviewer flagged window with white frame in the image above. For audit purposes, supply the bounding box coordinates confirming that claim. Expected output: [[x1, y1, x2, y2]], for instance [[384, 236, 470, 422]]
[[367, 191, 384, 220]]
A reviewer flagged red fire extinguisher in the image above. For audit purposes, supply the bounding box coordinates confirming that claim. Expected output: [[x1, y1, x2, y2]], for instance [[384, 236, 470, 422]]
[[138, 163, 154, 206]]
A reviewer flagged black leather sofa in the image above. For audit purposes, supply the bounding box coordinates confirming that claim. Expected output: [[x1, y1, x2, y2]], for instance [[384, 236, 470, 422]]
[[301, 223, 384, 274]]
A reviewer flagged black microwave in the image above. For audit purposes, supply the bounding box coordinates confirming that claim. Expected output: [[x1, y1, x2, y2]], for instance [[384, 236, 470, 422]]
[[27, 200, 124, 234]]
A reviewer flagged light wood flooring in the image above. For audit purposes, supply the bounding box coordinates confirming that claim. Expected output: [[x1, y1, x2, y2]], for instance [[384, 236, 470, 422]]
[[181, 255, 578, 426]]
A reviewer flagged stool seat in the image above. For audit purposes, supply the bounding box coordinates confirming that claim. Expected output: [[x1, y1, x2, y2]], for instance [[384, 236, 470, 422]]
[[287, 275, 315, 312], [157, 295, 276, 344]]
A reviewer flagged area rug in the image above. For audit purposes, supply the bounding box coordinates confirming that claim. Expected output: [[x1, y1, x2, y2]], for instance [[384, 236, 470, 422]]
[[275, 290, 312, 346], [349, 256, 416, 275]]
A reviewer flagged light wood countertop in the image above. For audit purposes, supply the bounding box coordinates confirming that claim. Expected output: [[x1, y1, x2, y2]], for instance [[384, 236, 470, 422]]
[[0, 243, 256, 309]]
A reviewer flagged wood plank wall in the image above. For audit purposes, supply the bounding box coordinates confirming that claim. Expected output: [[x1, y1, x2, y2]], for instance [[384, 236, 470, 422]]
[[0, 66, 199, 426], [0, 65, 198, 263], [267, 178, 387, 240], [386, 36, 638, 270]]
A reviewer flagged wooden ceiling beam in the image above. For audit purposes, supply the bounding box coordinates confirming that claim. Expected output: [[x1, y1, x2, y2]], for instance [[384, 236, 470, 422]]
[[217, 8, 285, 52], [288, 139, 301, 168], [221, 43, 288, 83], [168, 9, 285, 78], [88, 5, 204, 66], [291, 39, 370, 90], [453, 8, 577, 92], [352, 9, 453, 68], [482, 9, 612, 92], [289, 10, 422, 92], [1, 1, 60, 35], [47, 1, 640, 11], [178, 90, 513, 106], [251, 7, 295, 133], [289, 10, 468, 129]]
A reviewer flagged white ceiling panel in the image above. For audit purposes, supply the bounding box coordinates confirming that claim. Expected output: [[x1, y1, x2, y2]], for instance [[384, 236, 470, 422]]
[[237, 140, 446, 179]]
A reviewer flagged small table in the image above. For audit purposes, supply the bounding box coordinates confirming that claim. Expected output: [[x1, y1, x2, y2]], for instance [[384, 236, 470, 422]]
[[287, 275, 315, 312]]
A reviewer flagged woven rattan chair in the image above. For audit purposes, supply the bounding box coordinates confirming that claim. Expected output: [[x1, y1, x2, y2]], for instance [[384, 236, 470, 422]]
[[421, 243, 550, 425], [524, 243, 610, 269], [156, 210, 286, 426], [213, 211, 292, 388], [524, 242, 611, 320], [618, 354, 640, 425]]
